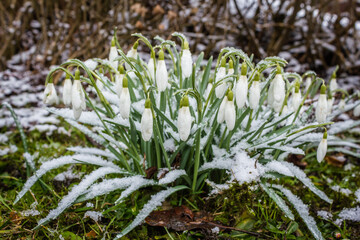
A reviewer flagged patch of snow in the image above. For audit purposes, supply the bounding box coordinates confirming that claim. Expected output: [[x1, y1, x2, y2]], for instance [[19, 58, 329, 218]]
[[84, 211, 102, 222], [317, 210, 332, 220]]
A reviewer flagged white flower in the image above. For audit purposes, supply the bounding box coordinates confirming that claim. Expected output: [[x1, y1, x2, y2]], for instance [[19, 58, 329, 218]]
[[327, 97, 333, 114], [249, 73, 260, 110], [338, 98, 345, 110], [62, 78, 72, 106], [204, 82, 213, 100], [215, 59, 227, 98], [315, 85, 327, 123], [147, 56, 155, 81], [272, 73, 285, 113], [72, 76, 86, 120], [125, 42, 138, 70], [304, 77, 311, 92], [354, 104, 360, 117], [96, 79, 104, 90], [156, 50, 168, 92], [268, 79, 275, 108], [141, 100, 153, 141], [119, 77, 131, 119], [235, 75, 248, 109], [317, 131, 327, 163], [292, 91, 301, 112], [115, 73, 124, 98], [329, 77, 337, 93], [225, 91, 235, 130], [217, 96, 227, 124], [43, 83, 59, 105], [109, 45, 118, 70], [181, 42, 193, 78], [177, 96, 192, 141]]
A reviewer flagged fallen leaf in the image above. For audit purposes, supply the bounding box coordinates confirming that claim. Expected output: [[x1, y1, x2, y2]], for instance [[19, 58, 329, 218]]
[[85, 230, 97, 238], [152, 5, 165, 15], [287, 154, 307, 169], [145, 166, 157, 179], [9, 211, 21, 225], [325, 154, 347, 167]]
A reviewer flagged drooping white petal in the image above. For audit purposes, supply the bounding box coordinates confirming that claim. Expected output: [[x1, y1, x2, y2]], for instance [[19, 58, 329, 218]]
[[62, 79, 72, 106], [43, 83, 59, 105], [315, 94, 327, 123], [119, 88, 131, 119], [329, 78, 337, 92], [125, 49, 138, 70], [217, 97, 227, 124], [156, 60, 168, 92], [292, 92, 301, 112], [304, 77, 311, 92], [109, 46, 118, 70], [215, 67, 227, 98], [228, 68, 234, 75], [204, 83, 213, 100], [96, 79, 104, 90], [141, 108, 153, 141], [354, 104, 360, 117], [338, 99, 345, 110], [249, 81, 260, 110], [235, 75, 248, 109], [327, 98, 333, 114], [147, 58, 155, 81], [317, 138, 327, 163], [268, 79, 275, 108], [115, 73, 124, 98], [181, 49, 193, 78], [272, 74, 285, 112], [72, 80, 85, 120], [177, 106, 192, 141], [225, 100, 236, 130]]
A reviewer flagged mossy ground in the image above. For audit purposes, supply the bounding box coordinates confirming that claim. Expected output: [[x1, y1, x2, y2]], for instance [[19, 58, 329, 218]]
[[1, 121, 359, 239]]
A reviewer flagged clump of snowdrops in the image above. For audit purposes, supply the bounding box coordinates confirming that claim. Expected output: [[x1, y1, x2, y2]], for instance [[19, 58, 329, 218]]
[[20, 32, 360, 239]]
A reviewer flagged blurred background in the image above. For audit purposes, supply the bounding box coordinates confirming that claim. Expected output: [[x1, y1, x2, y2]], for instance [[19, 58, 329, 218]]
[[0, 0, 359, 84]]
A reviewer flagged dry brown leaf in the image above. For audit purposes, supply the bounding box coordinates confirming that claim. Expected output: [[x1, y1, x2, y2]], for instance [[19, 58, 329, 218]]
[[153, 5, 165, 15], [325, 154, 347, 167], [85, 230, 97, 238]]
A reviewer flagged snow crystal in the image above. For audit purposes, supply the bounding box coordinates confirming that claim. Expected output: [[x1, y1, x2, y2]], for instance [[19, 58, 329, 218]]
[[54, 167, 80, 182], [21, 209, 40, 217], [86, 202, 94, 208], [273, 185, 324, 240], [317, 210, 332, 220], [114, 187, 183, 239], [355, 189, 360, 203], [330, 185, 352, 196], [84, 211, 102, 222], [37, 167, 123, 227], [23, 152, 36, 170], [158, 170, 186, 185], [336, 206, 360, 225]]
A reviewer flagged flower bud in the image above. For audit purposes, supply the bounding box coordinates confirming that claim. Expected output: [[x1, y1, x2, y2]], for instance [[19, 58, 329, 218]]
[[178, 95, 192, 141], [315, 84, 328, 123], [272, 67, 285, 113], [235, 72, 248, 109], [62, 73, 72, 106], [249, 72, 260, 110], [147, 51, 156, 81], [156, 49, 168, 92], [115, 65, 124, 98], [109, 37, 118, 70], [141, 98, 153, 141], [119, 77, 131, 119], [181, 41, 193, 78], [215, 57, 227, 98], [228, 59, 234, 75], [71, 69, 86, 119], [317, 130, 327, 163], [225, 90, 236, 130], [338, 95, 345, 110], [43, 82, 59, 105]]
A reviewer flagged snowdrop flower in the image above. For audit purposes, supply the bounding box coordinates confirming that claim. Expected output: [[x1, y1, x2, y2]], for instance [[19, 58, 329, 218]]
[[225, 90, 236, 130], [317, 130, 327, 163], [249, 72, 260, 110], [235, 62, 248, 109], [292, 81, 301, 112], [204, 78, 213, 100], [71, 69, 86, 120], [327, 94, 333, 115], [215, 58, 227, 98], [329, 75, 338, 93], [62, 73, 72, 106], [125, 41, 138, 70], [227, 59, 234, 75], [304, 77, 312, 93], [156, 49, 168, 92], [177, 95, 192, 141], [315, 84, 328, 123], [217, 94, 228, 124], [181, 41, 193, 78], [147, 51, 156, 81], [338, 95, 345, 110], [115, 65, 125, 98], [109, 37, 118, 70], [43, 82, 59, 105], [272, 66, 285, 113], [119, 77, 131, 119], [141, 98, 153, 141]]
